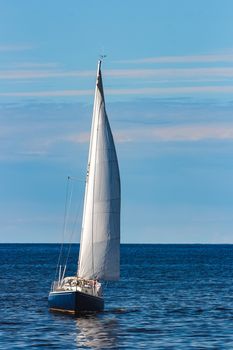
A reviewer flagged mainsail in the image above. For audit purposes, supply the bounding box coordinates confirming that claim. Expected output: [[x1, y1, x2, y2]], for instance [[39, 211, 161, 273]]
[[77, 61, 120, 281]]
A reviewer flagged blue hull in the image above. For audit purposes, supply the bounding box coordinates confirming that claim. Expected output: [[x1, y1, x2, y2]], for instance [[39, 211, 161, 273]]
[[48, 290, 104, 314]]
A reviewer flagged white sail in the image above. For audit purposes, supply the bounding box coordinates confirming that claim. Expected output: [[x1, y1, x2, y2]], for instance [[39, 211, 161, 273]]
[[77, 61, 120, 281]]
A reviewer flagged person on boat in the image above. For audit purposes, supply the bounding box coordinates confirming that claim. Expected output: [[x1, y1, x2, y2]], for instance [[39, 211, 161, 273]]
[[95, 281, 102, 296]]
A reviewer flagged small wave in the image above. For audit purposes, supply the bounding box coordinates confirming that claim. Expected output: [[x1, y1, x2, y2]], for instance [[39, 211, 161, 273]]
[[166, 307, 189, 315], [0, 321, 18, 325], [105, 307, 140, 314], [214, 306, 231, 311], [195, 308, 205, 314], [127, 327, 162, 334]]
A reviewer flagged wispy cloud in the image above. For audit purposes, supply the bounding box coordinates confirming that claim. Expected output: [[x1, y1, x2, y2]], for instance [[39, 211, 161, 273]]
[[10, 62, 60, 69], [0, 89, 93, 97], [115, 124, 233, 143], [1, 85, 233, 98], [0, 44, 36, 52], [57, 123, 233, 144], [107, 86, 233, 96], [106, 67, 233, 79], [0, 69, 94, 80], [118, 53, 233, 64], [1, 67, 233, 81], [65, 132, 90, 144]]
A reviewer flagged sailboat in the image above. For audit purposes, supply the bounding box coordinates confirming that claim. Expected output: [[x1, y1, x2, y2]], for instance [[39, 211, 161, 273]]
[[48, 60, 121, 313]]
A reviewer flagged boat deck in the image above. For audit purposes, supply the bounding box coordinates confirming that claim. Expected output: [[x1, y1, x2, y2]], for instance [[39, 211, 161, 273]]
[[51, 276, 102, 297]]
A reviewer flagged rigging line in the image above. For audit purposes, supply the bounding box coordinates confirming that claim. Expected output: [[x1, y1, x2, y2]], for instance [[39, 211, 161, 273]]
[[54, 176, 73, 281], [77, 164, 90, 274], [62, 184, 83, 279], [60, 179, 75, 270], [54, 177, 70, 281]]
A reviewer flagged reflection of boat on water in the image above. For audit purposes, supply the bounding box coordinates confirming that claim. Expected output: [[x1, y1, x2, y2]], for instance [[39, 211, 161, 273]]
[[76, 316, 119, 349], [48, 60, 121, 314]]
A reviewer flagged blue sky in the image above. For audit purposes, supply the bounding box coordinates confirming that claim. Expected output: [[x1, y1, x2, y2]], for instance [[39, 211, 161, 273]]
[[1, 0, 233, 242]]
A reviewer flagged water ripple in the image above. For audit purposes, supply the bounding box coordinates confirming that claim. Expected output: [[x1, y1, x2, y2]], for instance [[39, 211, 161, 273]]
[[1, 244, 233, 349]]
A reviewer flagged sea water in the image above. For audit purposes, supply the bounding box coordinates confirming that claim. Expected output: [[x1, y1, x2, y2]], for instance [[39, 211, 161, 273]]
[[1, 244, 233, 349]]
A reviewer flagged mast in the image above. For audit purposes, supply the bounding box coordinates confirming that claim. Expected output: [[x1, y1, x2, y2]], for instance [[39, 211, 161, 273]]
[[77, 61, 121, 281]]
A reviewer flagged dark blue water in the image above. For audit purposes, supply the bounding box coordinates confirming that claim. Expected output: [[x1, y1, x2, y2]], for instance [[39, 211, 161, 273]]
[[1, 244, 233, 349]]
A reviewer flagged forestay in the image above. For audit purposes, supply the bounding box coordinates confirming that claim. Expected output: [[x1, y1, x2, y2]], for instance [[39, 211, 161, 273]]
[[77, 61, 120, 281]]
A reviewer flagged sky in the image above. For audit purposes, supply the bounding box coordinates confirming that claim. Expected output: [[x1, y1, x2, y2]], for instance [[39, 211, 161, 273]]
[[1, 0, 233, 243]]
